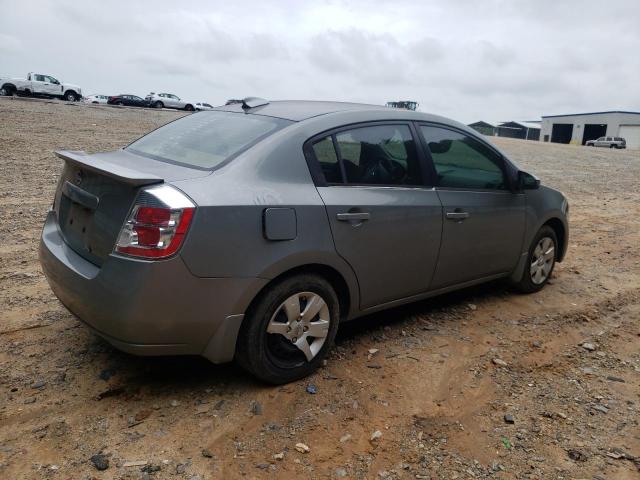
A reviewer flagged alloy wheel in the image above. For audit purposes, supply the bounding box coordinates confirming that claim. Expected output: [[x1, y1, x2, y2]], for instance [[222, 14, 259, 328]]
[[530, 236, 555, 285], [266, 292, 330, 362]]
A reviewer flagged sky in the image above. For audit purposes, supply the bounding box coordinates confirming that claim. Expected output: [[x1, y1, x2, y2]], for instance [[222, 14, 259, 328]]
[[1, 0, 639, 123]]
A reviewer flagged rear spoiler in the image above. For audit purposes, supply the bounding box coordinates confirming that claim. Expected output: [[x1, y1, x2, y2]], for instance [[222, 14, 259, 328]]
[[55, 150, 163, 187]]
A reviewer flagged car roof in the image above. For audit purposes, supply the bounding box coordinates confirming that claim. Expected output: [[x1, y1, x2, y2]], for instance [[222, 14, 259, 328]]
[[212, 100, 417, 122], [211, 100, 480, 147]]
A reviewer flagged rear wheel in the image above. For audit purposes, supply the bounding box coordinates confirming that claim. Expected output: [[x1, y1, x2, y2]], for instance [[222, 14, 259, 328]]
[[512, 226, 557, 293], [0, 86, 7, 96], [236, 274, 340, 384]]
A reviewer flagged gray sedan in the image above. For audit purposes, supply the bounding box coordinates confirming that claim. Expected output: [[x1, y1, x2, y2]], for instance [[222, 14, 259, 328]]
[[39, 99, 569, 384]]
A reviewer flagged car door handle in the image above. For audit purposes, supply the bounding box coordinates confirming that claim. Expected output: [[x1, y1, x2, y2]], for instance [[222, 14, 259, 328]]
[[336, 212, 370, 221], [446, 211, 469, 220]]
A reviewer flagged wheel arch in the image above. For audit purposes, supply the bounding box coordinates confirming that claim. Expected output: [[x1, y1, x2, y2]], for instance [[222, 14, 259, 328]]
[[63, 89, 78, 101], [250, 263, 355, 322], [202, 262, 357, 364], [542, 217, 567, 262], [1, 82, 16, 93]]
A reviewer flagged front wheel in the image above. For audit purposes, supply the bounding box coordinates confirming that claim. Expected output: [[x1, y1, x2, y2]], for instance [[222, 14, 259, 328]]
[[184, 104, 195, 111], [154, 101, 164, 108], [236, 274, 340, 384], [65, 91, 77, 101], [512, 226, 557, 293]]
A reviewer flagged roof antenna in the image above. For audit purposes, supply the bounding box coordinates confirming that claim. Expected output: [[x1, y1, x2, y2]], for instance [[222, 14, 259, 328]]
[[241, 97, 269, 110]]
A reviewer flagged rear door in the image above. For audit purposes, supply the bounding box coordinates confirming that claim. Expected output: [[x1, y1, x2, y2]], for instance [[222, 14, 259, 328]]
[[31, 74, 49, 94], [307, 123, 443, 309], [417, 124, 525, 289]]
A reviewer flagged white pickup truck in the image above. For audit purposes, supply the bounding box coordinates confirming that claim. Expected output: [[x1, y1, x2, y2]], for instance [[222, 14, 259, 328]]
[[0, 72, 82, 101]]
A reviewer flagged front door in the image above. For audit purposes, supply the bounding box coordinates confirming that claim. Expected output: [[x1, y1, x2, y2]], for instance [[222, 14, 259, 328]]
[[308, 124, 443, 309], [418, 124, 525, 289], [31, 74, 50, 94]]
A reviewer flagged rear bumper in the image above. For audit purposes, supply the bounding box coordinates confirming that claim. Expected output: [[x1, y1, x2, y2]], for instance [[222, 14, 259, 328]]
[[39, 211, 267, 363]]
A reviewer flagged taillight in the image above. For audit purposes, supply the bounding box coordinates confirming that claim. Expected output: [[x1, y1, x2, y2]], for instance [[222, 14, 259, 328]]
[[115, 184, 195, 259]]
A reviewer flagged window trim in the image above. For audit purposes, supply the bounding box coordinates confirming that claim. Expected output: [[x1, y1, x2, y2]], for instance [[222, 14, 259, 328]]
[[303, 120, 432, 189], [415, 121, 519, 192]]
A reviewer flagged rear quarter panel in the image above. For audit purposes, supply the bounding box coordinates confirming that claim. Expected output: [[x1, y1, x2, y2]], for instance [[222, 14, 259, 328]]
[[172, 123, 361, 316]]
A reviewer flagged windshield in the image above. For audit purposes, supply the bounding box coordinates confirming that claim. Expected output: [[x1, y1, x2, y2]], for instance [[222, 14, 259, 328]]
[[127, 111, 291, 169]]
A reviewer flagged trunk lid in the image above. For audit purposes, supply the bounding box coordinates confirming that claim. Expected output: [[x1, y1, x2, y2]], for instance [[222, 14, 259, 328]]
[[52, 150, 208, 266]]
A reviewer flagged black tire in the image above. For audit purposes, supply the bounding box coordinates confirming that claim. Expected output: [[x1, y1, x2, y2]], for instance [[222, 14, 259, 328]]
[[116, 101, 123, 106], [236, 274, 340, 384], [185, 104, 195, 111], [512, 225, 558, 293], [154, 101, 164, 108], [0, 86, 7, 96], [64, 91, 77, 101]]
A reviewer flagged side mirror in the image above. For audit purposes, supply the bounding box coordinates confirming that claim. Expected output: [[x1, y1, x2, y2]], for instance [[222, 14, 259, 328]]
[[518, 170, 540, 190]]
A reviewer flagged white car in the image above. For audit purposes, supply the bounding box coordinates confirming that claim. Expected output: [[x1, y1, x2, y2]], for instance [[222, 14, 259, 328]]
[[84, 94, 109, 104], [195, 102, 214, 111], [0, 72, 82, 101], [145, 92, 195, 111]]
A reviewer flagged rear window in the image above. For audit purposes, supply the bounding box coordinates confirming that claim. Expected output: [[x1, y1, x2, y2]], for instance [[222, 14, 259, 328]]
[[127, 111, 290, 169]]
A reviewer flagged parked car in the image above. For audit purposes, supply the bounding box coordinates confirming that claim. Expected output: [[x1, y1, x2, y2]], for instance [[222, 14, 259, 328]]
[[39, 98, 569, 384], [84, 94, 109, 104], [0, 72, 82, 101], [145, 92, 195, 111], [195, 102, 214, 111], [585, 136, 626, 148], [107, 94, 149, 107]]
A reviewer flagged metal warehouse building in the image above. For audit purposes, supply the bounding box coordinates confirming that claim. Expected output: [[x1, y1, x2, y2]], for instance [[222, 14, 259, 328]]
[[495, 121, 541, 141], [540, 111, 640, 149], [468, 120, 541, 140]]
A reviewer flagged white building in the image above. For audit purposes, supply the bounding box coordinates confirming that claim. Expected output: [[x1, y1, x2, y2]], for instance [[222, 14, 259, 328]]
[[540, 111, 640, 149]]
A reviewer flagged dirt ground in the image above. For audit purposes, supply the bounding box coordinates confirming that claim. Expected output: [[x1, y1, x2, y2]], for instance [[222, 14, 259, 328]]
[[0, 98, 639, 480]]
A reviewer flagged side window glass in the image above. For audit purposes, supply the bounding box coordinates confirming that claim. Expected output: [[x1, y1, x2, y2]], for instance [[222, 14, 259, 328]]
[[335, 125, 422, 186], [420, 126, 506, 190], [312, 136, 342, 183], [35, 74, 45, 81]]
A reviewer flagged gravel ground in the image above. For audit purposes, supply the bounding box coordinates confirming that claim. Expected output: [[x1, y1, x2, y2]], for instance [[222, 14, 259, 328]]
[[0, 97, 639, 480]]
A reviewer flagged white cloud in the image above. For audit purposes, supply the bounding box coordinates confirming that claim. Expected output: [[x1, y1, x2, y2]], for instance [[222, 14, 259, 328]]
[[0, 0, 638, 122]]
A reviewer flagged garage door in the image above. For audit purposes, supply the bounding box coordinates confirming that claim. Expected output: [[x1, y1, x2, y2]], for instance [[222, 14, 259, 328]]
[[619, 125, 640, 149]]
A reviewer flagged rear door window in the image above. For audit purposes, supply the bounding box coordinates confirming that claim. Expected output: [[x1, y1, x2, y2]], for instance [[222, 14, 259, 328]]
[[311, 136, 342, 183], [335, 125, 422, 186], [127, 111, 291, 170], [420, 125, 506, 190]]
